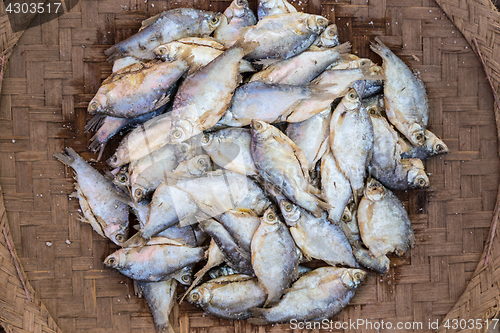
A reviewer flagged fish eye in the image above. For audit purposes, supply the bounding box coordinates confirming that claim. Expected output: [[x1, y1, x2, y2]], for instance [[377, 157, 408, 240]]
[[115, 234, 124, 242], [348, 92, 356, 99], [118, 174, 128, 183], [368, 107, 376, 115], [418, 178, 427, 186], [106, 257, 116, 266], [266, 212, 275, 221], [436, 144, 444, 152], [89, 101, 98, 111], [415, 134, 423, 142], [134, 188, 144, 199], [156, 45, 167, 55], [317, 18, 327, 26], [254, 122, 263, 130], [173, 130, 183, 139], [342, 213, 350, 221], [190, 292, 200, 302], [110, 155, 118, 163], [197, 158, 206, 166], [328, 27, 337, 36], [236, 0, 245, 6], [181, 274, 190, 283], [211, 16, 220, 24], [201, 134, 210, 144], [284, 203, 292, 212], [353, 272, 362, 280]]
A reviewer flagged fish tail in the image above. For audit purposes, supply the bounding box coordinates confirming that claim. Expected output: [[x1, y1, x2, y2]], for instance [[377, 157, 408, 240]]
[[53, 147, 81, 167], [84, 114, 107, 133], [122, 230, 147, 248], [104, 44, 126, 62], [247, 308, 268, 325], [157, 324, 176, 333], [334, 41, 352, 54], [314, 198, 332, 217], [370, 37, 391, 59]]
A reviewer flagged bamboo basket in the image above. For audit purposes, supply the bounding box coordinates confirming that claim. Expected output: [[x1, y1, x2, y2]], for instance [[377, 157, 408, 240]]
[[0, 0, 499, 332]]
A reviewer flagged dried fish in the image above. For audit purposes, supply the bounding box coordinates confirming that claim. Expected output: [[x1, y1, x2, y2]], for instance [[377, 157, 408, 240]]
[[257, 0, 296, 20], [54, 148, 129, 246], [357, 178, 415, 258], [105, 8, 223, 61], [249, 267, 366, 324], [214, 0, 257, 47], [251, 208, 300, 306], [187, 274, 267, 320], [370, 37, 429, 146]]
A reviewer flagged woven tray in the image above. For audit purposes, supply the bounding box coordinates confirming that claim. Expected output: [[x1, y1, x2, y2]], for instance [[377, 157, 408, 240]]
[[1, 0, 499, 332]]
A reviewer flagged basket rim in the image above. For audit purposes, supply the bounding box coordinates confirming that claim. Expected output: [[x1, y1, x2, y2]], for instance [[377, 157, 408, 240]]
[[0, 0, 499, 331]]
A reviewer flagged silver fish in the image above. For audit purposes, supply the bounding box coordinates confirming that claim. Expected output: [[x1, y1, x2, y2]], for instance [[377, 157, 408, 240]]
[[320, 150, 353, 223], [199, 218, 254, 276], [139, 279, 178, 333], [201, 128, 258, 176], [218, 81, 338, 126], [217, 209, 261, 253], [249, 267, 366, 324], [244, 13, 328, 60], [250, 42, 350, 85], [88, 59, 187, 119], [358, 178, 415, 258], [257, 0, 296, 20], [169, 39, 259, 144], [279, 199, 357, 267], [370, 37, 429, 147], [329, 88, 374, 202], [104, 8, 223, 61], [339, 211, 390, 275], [104, 237, 204, 281], [187, 274, 267, 320], [214, 0, 257, 47], [85, 106, 166, 159], [108, 112, 172, 168], [123, 184, 199, 247], [251, 208, 300, 306], [367, 100, 429, 190], [286, 106, 331, 171], [53, 148, 129, 246], [127, 144, 178, 202], [250, 120, 330, 217]]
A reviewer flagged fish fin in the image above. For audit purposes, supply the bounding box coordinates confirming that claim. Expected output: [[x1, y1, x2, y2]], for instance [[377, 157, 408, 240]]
[[252, 58, 281, 67], [104, 44, 125, 62], [133, 280, 142, 297], [231, 35, 260, 56], [53, 147, 80, 167], [307, 184, 321, 196], [334, 41, 352, 55], [178, 216, 198, 227], [122, 230, 147, 248], [238, 59, 256, 73], [140, 12, 163, 31], [247, 309, 268, 325], [313, 198, 332, 218], [84, 115, 106, 133], [152, 91, 171, 110]]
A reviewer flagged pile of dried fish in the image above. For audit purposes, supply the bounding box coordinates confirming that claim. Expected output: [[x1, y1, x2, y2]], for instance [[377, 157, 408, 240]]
[[55, 0, 449, 331]]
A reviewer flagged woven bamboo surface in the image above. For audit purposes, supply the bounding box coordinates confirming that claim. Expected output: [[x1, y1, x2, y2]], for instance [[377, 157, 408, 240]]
[[0, 0, 499, 332]]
